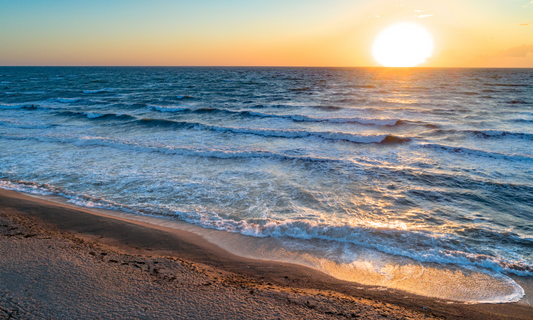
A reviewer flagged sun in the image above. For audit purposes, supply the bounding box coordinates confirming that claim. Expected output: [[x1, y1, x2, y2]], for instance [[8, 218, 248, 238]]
[[372, 22, 434, 67]]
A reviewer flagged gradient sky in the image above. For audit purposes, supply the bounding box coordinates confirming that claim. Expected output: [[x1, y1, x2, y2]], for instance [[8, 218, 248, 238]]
[[1, 0, 532, 67]]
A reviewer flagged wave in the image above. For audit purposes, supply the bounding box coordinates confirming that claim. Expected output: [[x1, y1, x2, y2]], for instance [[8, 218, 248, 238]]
[[53, 98, 80, 103], [457, 91, 479, 95], [265, 113, 399, 126], [148, 106, 421, 127], [485, 83, 530, 87], [176, 95, 194, 100], [0, 133, 341, 163], [0, 103, 48, 110], [82, 88, 114, 94], [421, 144, 533, 162], [0, 120, 54, 129], [0, 103, 30, 110], [289, 87, 311, 92], [1, 179, 531, 278], [21, 91, 46, 95], [138, 118, 411, 144], [0, 179, 140, 215], [311, 106, 344, 111], [58, 111, 136, 120], [149, 105, 190, 112], [426, 129, 533, 140], [509, 100, 529, 105], [221, 219, 533, 277], [248, 104, 301, 109], [466, 130, 533, 140], [246, 104, 360, 112], [5, 133, 529, 196], [457, 226, 533, 247], [510, 119, 533, 123]]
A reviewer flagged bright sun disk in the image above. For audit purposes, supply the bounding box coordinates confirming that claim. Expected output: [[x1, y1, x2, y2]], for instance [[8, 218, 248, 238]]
[[372, 22, 434, 67]]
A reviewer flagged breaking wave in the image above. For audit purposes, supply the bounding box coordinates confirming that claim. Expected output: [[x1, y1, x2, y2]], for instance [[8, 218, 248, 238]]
[[1, 179, 531, 278], [146, 106, 428, 127], [138, 118, 411, 144], [58, 111, 136, 120]]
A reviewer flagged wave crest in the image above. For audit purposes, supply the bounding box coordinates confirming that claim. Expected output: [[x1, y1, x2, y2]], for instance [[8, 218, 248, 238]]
[[59, 111, 136, 120], [138, 118, 410, 144], [147, 106, 424, 127]]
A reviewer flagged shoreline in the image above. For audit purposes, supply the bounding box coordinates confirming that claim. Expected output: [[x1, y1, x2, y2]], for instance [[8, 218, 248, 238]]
[[1, 188, 532, 319]]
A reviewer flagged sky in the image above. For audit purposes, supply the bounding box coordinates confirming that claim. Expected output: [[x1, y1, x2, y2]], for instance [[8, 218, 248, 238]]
[[1, 0, 532, 67]]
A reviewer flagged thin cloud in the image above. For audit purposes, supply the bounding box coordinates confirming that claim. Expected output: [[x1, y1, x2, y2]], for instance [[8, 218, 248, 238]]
[[415, 14, 434, 18], [379, 2, 404, 9], [495, 45, 533, 57], [433, 49, 463, 61], [519, 23, 531, 26]]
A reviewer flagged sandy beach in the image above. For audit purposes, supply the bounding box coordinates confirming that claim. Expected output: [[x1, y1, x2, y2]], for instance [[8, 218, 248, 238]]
[[0, 188, 532, 319]]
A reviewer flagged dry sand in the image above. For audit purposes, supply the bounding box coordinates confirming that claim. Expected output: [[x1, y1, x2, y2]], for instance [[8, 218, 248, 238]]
[[0, 189, 531, 319]]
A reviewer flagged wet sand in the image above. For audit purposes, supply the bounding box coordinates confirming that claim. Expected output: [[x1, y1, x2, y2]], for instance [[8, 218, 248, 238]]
[[0, 189, 531, 319]]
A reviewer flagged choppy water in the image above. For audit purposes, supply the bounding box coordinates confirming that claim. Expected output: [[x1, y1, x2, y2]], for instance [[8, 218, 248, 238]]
[[1, 67, 532, 302]]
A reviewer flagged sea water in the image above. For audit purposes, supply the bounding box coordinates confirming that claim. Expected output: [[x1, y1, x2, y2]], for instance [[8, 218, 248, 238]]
[[1, 67, 532, 303]]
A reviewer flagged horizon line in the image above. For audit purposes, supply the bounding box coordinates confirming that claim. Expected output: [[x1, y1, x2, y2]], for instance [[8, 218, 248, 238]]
[[1, 65, 533, 69]]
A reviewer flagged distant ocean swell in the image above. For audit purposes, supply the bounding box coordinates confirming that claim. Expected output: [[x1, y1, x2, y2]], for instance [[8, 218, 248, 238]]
[[149, 105, 410, 126], [1, 101, 440, 130], [38, 110, 413, 144], [4, 101, 429, 128], [138, 119, 411, 144]]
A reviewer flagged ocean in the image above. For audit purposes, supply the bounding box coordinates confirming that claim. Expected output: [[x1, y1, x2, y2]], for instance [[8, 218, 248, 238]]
[[1, 67, 532, 303]]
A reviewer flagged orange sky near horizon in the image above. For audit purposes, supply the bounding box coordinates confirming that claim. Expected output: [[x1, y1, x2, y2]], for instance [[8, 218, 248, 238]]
[[1, 0, 532, 67]]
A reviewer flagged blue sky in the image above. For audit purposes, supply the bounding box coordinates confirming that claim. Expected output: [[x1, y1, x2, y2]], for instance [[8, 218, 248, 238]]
[[1, 0, 532, 66]]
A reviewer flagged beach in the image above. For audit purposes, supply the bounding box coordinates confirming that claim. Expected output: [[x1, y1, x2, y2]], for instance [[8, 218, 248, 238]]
[[1, 0, 533, 316], [1, 189, 532, 319]]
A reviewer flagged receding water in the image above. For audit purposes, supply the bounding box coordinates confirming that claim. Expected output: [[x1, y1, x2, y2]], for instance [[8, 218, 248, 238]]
[[1, 67, 532, 303]]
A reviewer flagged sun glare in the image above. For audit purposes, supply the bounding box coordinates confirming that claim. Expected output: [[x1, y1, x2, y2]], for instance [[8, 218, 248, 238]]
[[372, 22, 434, 67]]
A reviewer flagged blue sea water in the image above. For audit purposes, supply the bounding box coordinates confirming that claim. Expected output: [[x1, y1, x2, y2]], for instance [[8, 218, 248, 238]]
[[1, 67, 532, 302]]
